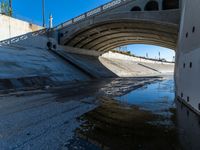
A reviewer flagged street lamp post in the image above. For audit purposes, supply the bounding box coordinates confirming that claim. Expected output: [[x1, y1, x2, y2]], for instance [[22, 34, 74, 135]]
[[49, 14, 53, 28], [42, 0, 45, 27]]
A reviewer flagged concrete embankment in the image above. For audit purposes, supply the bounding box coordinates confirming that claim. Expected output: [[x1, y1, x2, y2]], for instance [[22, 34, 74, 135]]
[[100, 51, 174, 76], [0, 44, 90, 93], [54, 49, 174, 78], [0, 14, 42, 41], [0, 42, 174, 93]]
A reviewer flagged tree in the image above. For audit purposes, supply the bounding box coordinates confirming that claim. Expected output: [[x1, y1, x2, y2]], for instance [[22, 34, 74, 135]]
[[0, 0, 12, 16], [8, 0, 12, 16]]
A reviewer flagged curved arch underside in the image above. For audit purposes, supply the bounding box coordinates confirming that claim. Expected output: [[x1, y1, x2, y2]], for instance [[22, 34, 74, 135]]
[[63, 20, 178, 52]]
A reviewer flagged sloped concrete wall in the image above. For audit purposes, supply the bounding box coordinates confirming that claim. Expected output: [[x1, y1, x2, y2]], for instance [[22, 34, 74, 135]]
[[100, 52, 174, 77], [0, 41, 174, 92], [102, 51, 174, 65], [56, 48, 174, 78], [54, 51, 117, 78], [0, 14, 42, 41], [0, 45, 90, 86]]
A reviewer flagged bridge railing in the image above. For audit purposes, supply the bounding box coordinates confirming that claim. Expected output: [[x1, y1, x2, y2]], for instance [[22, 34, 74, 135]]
[[0, 28, 48, 47], [54, 0, 133, 30]]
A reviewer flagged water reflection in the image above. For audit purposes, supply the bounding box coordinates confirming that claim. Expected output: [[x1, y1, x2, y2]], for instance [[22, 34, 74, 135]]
[[117, 77, 174, 108], [116, 76, 175, 126], [67, 76, 200, 150]]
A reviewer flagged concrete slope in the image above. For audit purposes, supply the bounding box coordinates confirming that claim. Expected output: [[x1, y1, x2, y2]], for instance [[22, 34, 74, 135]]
[[0, 43, 174, 92], [139, 62, 174, 74], [137, 63, 161, 73], [54, 50, 117, 78], [100, 51, 174, 77], [0, 45, 90, 91], [49, 49, 96, 79], [99, 57, 161, 77], [50, 49, 174, 78], [55, 49, 174, 78]]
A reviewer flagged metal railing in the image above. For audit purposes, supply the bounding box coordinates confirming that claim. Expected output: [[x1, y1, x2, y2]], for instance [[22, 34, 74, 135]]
[[0, 29, 48, 46], [54, 0, 133, 30]]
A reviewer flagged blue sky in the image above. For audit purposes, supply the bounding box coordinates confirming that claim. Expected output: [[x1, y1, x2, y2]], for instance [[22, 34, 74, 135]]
[[10, 0, 174, 61], [127, 44, 175, 61], [11, 0, 110, 25]]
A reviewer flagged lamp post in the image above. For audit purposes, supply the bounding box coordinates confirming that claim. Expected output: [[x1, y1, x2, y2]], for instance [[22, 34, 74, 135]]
[[49, 14, 53, 28], [42, 0, 45, 27]]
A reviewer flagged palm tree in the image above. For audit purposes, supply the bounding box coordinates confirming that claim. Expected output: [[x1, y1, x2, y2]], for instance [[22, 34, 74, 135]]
[[9, 0, 11, 8], [0, 0, 12, 16], [1, 1, 7, 15], [8, 0, 12, 16]]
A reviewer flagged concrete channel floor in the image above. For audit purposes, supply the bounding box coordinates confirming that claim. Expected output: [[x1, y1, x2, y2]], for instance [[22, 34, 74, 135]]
[[0, 77, 160, 150]]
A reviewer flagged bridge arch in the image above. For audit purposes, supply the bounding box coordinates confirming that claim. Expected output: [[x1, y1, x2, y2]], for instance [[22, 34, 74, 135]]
[[144, 0, 159, 11], [162, 0, 179, 10], [131, 6, 141, 11], [59, 10, 180, 52], [62, 21, 178, 52]]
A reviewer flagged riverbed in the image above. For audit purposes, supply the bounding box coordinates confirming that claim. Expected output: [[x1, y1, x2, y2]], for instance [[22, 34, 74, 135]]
[[67, 76, 200, 150], [0, 76, 199, 150]]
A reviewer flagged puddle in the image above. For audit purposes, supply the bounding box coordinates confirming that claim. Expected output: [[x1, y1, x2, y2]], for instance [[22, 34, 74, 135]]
[[66, 76, 183, 150], [116, 77, 175, 114], [66, 76, 200, 150]]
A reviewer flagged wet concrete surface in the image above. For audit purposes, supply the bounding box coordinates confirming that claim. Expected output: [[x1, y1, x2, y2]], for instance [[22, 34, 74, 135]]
[[0, 76, 200, 150], [0, 76, 160, 150], [67, 76, 200, 150]]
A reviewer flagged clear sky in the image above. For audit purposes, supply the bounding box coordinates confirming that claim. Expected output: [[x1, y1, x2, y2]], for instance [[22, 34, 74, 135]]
[[9, 0, 174, 61], [11, 0, 110, 25], [127, 44, 175, 61]]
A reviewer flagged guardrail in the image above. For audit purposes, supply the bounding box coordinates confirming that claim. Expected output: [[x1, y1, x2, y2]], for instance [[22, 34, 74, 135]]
[[54, 0, 132, 30], [0, 29, 48, 46]]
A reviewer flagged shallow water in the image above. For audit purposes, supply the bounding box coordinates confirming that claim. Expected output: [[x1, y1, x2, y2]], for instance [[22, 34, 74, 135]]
[[67, 76, 200, 150], [116, 76, 175, 115]]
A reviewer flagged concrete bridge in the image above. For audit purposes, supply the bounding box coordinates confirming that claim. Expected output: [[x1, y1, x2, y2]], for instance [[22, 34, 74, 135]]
[[0, 0, 199, 115], [0, 0, 199, 148], [52, 0, 200, 114], [56, 0, 180, 51]]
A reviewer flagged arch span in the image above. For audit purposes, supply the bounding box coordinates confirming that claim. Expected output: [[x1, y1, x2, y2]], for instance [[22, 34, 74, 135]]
[[59, 10, 180, 52], [144, 1, 159, 11], [63, 21, 177, 51]]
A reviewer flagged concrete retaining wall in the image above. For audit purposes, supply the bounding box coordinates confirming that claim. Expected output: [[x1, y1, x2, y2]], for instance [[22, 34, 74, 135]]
[[0, 45, 90, 92], [99, 53, 174, 77], [0, 14, 43, 41], [0, 39, 174, 91], [102, 51, 174, 65], [55, 48, 174, 78]]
